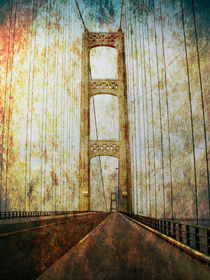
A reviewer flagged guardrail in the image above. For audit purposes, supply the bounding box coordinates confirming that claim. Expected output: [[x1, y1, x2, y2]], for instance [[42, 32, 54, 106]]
[[122, 213, 210, 257], [0, 210, 92, 220]]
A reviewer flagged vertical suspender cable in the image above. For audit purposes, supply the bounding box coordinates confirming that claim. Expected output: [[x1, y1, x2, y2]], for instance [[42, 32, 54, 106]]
[[5, 0, 17, 212], [92, 98, 107, 211], [52, 0, 58, 211], [124, 0, 132, 211], [72, 12, 77, 210], [62, 13, 65, 210], [142, 10, 151, 217], [28, 0, 38, 211], [62, 1, 67, 210], [180, 0, 198, 224], [191, 0, 209, 215], [159, 0, 173, 220], [132, 0, 141, 215], [68, 2, 73, 211], [72, 10, 76, 211], [67, 1, 71, 211], [40, 0, 48, 211], [25, 0, 35, 211], [137, 3, 146, 216], [59, 13, 64, 211], [144, 6, 152, 218], [63, 11, 67, 210], [61, 10, 67, 210], [58, 1, 62, 211], [160, 0, 173, 220], [1, 0, 13, 212], [54, 1, 60, 211], [60, 14, 65, 210], [44, 0, 49, 211], [91, 76, 108, 211], [146, 1, 157, 218], [153, 0, 165, 218], [139, 6, 148, 217], [131, 1, 139, 214], [129, 0, 138, 214], [126, 0, 135, 213], [134, 0, 144, 215], [44, 0, 51, 211]]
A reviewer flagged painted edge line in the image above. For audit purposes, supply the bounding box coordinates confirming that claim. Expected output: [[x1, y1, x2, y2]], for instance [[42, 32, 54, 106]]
[[121, 213, 210, 266]]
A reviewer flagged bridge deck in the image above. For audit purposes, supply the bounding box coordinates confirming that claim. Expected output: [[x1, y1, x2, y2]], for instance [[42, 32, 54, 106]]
[[37, 213, 210, 280]]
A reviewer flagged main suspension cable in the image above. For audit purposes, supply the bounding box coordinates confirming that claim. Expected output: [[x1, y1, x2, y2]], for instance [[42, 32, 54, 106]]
[[119, 0, 124, 30], [74, 0, 88, 31]]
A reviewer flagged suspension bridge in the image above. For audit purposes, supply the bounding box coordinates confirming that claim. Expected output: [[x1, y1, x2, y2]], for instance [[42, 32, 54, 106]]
[[0, 0, 209, 279]]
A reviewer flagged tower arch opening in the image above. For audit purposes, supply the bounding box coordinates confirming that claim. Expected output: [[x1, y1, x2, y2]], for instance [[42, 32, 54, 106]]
[[90, 156, 119, 211], [90, 46, 118, 79], [90, 94, 119, 141]]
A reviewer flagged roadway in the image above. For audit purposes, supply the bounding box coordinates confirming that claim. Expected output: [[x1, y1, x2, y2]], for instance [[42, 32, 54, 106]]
[[37, 212, 210, 280]]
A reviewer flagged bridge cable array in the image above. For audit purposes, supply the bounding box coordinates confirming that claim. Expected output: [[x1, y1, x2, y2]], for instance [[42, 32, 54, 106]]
[[0, 0, 208, 220], [25, 0, 77, 212], [6, 0, 17, 213], [124, 0, 209, 223], [0, 0, 12, 212]]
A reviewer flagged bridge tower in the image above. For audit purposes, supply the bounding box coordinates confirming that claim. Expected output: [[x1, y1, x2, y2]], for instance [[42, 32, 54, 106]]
[[79, 29, 132, 213]]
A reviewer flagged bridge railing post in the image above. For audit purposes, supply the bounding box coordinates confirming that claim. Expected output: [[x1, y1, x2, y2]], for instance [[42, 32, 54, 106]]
[[155, 218, 158, 230], [172, 222, 176, 239], [163, 220, 166, 234], [179, 223, 182, 243], [186, 225, 190, 246], [160, 220, 163, 233], [168, 221, 171, 237], [195, 226, 200, 251], [152, 218, 154, 229]]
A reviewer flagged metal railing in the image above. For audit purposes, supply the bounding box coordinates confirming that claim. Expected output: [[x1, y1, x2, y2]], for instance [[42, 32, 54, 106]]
[[123, 213, 210, 257], [0, 210, 92, 220]]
